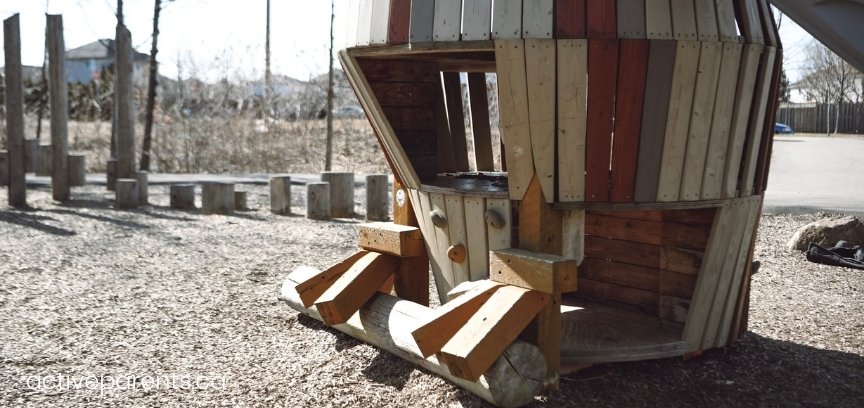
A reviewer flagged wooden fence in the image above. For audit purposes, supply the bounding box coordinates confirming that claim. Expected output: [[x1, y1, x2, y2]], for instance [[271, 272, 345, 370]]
[[776, 102, 864, 134]]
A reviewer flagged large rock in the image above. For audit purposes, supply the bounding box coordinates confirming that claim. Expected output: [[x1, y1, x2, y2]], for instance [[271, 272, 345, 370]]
[[788, 216, 864, 251]]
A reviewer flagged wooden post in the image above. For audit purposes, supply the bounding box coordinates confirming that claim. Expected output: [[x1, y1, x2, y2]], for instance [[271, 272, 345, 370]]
[[135, 171, 148, 205], [392, 179, 429, 306], [365, 174, 389, 221], [47, 15, 70, 201], [68, 153, 87, 186], [321, 172, 355, 218], [106, 158, 118, 191], [170, 184, 196, 209], [234, 191, 248, 211], [115, 178, 139, 209], [37, 144, 52, 176], [201, 182, 235, 215], [115, 24, 136, 180], [4, 14, 26, 206], [24, 139, 38, 173], [306, 182, 331, 220], [269, 175, 292, 214], [0, 151, 8, 186]]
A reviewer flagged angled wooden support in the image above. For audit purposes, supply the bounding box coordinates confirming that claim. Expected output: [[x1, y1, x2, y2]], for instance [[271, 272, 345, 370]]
[[439, 286, 551, 382], [490, 248, 578, 294], [295, 251, 369, 307], [412, 280, 504, 358], [358, 222, 425, 257], [314, 251, 400, 325]]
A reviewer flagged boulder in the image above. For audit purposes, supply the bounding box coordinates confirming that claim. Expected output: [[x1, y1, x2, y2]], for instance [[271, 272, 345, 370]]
[[788, 216, 864, 251]]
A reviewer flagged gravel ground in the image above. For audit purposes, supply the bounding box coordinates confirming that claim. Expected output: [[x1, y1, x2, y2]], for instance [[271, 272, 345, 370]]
[[1, 184, 862, 407]]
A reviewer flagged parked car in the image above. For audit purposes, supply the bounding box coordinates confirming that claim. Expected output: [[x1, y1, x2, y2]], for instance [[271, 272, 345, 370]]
[[774, 122, 794, 134]]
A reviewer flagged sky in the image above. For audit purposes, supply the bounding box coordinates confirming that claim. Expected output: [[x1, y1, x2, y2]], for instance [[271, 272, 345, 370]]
[[0, 1, 817, 84]]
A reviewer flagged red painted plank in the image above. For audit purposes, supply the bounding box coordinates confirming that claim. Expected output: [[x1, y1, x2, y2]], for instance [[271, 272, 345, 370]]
[[586, 0, 616, 39], [555, 0, 586, 38], [611, 40, 649, 203], [586, 39, 619, 202], [388, 0, 411, 44]]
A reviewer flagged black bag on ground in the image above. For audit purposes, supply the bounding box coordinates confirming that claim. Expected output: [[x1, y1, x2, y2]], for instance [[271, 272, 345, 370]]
[[805, 241, 864, 270]]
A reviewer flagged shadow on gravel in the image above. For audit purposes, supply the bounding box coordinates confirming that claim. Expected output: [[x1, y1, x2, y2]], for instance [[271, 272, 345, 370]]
[[0, 211, 76, 236], [45, 209, 150, 230]]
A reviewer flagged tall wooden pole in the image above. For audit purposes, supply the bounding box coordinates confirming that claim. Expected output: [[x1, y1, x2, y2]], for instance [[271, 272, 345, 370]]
[[47, 14, 70, 201], [115, 24, 136, 179], [264, 0, 272, 116], [324, 0, 335, 171], [4, 14, 26, 207]]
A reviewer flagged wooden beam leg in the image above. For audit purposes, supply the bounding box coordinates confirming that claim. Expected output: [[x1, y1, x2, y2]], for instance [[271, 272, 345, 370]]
[[315, 252, 400, 325], [392, 179, 430, 305], [295, 251, 369, 307]]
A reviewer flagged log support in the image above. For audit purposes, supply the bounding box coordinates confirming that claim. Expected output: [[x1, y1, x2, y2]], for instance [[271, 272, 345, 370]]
[[170, 184, 196, 209]]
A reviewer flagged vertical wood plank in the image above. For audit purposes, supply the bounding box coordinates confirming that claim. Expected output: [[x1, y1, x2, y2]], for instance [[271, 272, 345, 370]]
[[555, 0, 586, 39], [430, 192, 458, 295], [682, 199, 735, 351], [586, 0, 617, 39], [495, 40, 534, 200], [634, 39, 676, 203], [493, 0, 523, 39], [443, 72, 471, 171], [464, 197, 489, 281], [346, 0, 360, 47], [715, 0, 739, 42], [434, 0, 463, 41], [611, 39, 649, 203], [758, 0, 778, 47], [670, 0, 698, 40], [388, 0, 412, 44], [446, 195, 471, 285], [468, 73, 494, 171], [586, 39, 619, 203], [557, 39, 588, 202], [694, 0, 719, 41], [740, 47, 776, 196], [435, 76, 458, 173], [562, 210, 586, 264], [393, 181, 429, 306], [722, 44, 762, 198], [656, 41, 700, 202], [48, 16, 70, 201], [4, 15, 26, 207], [357, 0, 375, 46], [525, 39, 556, 203], [680, 41, 723, 201], [462, 0, 493, 40], [522, 0, 553, 38], [370, 0, 392, 44], [735, 0, 765, 45], [645, 0, 674, 40], [755, 48, 782, 193], [114, 23, 135, 183], [410, 189, 451, 303], [410, 0, 436, 42], [702, 43, 743, 200], [486, 198, 512, 251], [617, 0, 646, 39]]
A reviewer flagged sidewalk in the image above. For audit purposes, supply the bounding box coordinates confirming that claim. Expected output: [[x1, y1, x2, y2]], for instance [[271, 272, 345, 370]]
[[24, 173, 393, 187]]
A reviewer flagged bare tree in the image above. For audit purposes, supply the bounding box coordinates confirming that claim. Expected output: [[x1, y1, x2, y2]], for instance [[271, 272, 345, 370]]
[[141, 0, 170, 171], [264, 0, 271, 118], [324, 0, 335, 171], [799, 41, 858, 135]]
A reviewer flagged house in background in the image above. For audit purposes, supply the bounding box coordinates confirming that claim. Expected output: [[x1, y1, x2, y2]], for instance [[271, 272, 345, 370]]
[[65, 39, 149, 85]]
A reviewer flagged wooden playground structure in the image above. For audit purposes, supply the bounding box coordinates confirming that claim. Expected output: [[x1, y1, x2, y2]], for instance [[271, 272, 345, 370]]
[[282, 0, 783, 406]]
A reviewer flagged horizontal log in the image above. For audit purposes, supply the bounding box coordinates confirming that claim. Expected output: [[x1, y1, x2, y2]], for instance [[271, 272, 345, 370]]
[[358, 222, 425, 257], [281, 268, 545, 408], [489, 248, 579, 294]]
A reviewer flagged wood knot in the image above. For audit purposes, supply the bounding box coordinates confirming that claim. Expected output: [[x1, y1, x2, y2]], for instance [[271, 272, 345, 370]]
[[430, 210, 447, 228], [447, 244, 466, 263], [484, 209, 505, 229]]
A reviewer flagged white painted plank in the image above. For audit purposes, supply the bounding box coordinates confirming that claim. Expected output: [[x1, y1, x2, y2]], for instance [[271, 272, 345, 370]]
[[521, 0, 553, 39], [694, 0, 719, 41], [370, 0, 392, 44], [493, 0, 523, 39], [434, 0, 463, 41], [645, 0, 674, 40], [357, 0, 375, 46], [670, 0, 698, 41], [462, 0, 493, 40], [410, 0, 436, 42]]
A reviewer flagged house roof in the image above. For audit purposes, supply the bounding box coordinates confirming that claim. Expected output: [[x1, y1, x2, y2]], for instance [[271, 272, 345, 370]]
[[66, 39, 149, 62]]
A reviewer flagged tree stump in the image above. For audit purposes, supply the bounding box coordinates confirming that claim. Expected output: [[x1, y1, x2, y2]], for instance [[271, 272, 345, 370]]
[[135, 171, 149, 205], [24, 139, 38, 173], [170, 184, 196, 210], [202, 182, 235, 215], [234, 190, 248, 211], [106, 158, 118, 191], [37, 144, 52, 176], [0, 151, 8, 186], [306, 182, 330, 220], [366, 174, 389, 221], [321, 172, 354, 218], [115, 178, 139, 209], [269, 175, 292, 215], [68, 153, 86, 186]]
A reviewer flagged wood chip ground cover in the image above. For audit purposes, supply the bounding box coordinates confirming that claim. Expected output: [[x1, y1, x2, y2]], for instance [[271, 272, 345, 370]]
[[1, 185, 862, 407]]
